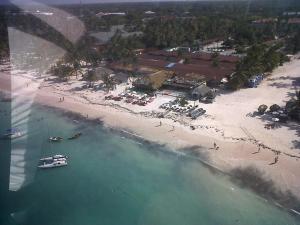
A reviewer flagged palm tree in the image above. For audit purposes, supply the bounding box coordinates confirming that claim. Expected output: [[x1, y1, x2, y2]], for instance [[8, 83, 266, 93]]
[[85, 69, 98, 87], [51, 62, 73, 81], [211, 52, 219, 67], [72, 60, 82, 79], [101, 72, 115, 91]]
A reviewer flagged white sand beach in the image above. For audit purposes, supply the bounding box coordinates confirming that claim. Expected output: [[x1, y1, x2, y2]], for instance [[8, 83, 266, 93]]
[[1, 57, 300, 199]]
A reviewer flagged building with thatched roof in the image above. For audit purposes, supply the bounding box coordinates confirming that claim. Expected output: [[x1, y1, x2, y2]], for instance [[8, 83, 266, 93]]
[[191, 85, 213, 99], [133, 70, 173, 91]]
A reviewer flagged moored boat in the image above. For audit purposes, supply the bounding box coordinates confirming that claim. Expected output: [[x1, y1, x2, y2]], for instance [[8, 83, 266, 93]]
[[38, 159, 68, 169], [2, 128, 24, 139], [39, 154, 68, 161], [49, 136, 63, 142], [68, 132, 82, 140]]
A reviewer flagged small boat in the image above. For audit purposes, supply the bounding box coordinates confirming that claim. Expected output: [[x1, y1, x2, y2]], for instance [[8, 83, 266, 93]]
[[49, 136, 63, 142], [68, 132, 82, 140], [39, 154, 67, 162], [38, 159, 68, 169], [2, 128, 24, 139]]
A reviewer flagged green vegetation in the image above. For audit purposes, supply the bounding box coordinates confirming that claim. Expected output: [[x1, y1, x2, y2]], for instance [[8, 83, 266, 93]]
[[105, 31, 143, 64], [2, 1, 299, 89], [286, 91, 300, 122], [258, 104, 268, 114], [211, 53, 219, 68], [85, 69, 98, 85], [143, 16, 233, 48], [178, 97, 188, 106], [100, 72, 116, 91], [228, 43, 287, 90], [286, 30, 300, 54], [50, 61, 74, 81]]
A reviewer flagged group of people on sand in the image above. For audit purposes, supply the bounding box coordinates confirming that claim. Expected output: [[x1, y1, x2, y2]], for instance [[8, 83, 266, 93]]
[[213, 142, 219, 150], [209, 142, 219, 150], [59, 96, 65, 102]]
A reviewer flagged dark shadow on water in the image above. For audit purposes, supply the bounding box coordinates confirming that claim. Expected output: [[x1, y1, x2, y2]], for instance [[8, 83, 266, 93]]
[[230, 166, 300, 215], [32, 103, 300, 219]]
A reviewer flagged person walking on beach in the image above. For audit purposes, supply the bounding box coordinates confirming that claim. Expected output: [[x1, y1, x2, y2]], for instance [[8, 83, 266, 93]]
[[159, 121, 162, 126]]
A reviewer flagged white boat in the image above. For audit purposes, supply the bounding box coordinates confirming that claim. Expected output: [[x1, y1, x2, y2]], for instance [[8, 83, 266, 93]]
[[49, 136, 63, 142], [39, 154, 67, 161], [38, 159, 68, 169], [2, 128, 24, 139]]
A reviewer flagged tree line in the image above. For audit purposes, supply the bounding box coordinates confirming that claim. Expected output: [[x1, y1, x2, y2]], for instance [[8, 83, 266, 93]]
[[228, 43, 288, 90]]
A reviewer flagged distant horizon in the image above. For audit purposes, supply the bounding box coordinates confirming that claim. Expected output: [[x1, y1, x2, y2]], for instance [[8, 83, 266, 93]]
[[2, 0, 249, 6]]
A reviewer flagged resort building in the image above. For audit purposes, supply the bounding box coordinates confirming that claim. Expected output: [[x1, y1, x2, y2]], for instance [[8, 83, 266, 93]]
[[133, 70, 173, 91], [135, 50, 239, 82]]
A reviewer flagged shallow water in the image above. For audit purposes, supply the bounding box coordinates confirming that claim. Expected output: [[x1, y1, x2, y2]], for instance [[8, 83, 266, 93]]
[[0, 102, 299, 225]]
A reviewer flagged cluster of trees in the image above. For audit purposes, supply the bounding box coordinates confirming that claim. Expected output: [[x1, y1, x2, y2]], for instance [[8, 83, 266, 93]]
[[143, 16, 233, 48], [84, 69, 116, 91], [50, 61, 74, 81], [65, 36, 101, 66], [285, 30, 300, 54], [228, 43, 288, 90], [142, 15, 280, 50], [286, 90, 300, 122], [105, 31, 144, 64]]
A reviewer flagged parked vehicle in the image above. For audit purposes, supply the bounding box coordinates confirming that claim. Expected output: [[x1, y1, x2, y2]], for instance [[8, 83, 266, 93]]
[[2, 128, 24, 139], [278, 114, 288, 123], [200, 96, 214, 104], [248, 74, 263, 88], [188, 108, 206, 119]]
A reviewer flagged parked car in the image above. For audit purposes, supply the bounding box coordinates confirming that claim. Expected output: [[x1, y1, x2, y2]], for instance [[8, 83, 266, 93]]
[[248, 74, 263, 88], [200, 96, 214, 104], [190, 108, 206, 119], [278, 114, 288, 123]]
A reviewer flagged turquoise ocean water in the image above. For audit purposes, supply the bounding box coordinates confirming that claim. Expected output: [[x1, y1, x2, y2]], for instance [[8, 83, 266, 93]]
[[0, 101, 299, 225]]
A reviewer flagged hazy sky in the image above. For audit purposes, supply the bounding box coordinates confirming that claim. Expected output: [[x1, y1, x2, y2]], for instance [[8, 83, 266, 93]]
[[4, 0, 234, 5]]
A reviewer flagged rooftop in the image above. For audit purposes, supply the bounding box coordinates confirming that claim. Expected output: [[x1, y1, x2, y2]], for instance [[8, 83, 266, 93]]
[[136, 51, 238, 81]]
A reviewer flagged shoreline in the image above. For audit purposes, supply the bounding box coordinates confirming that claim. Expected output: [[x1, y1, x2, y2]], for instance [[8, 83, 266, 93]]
[[1, 58, 300, 214], [16, 100, 300, 217]]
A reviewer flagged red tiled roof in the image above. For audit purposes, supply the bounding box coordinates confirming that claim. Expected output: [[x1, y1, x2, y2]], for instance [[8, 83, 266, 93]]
[[147, 50, 240, 63], [137, 58, 236, 81], [109, 51, 238, 81]]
